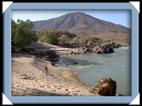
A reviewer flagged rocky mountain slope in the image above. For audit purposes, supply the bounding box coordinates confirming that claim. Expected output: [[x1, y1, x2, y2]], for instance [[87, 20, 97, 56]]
[[33, 12, 130, 35], [33, 12, 130, 44]]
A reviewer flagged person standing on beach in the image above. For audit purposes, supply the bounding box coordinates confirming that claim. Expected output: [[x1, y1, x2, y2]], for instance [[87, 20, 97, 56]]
[[44, 66, 48, 75]]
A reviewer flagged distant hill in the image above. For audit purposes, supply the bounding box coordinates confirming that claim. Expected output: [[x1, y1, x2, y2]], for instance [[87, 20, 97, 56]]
[[33, 12, 130, 44]]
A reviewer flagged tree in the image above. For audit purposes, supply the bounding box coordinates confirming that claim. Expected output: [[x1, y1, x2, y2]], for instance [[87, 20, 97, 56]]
[[41, 30, 58, 45], [12, 19, 37, 51], [79, 36, 90, 45], [58, 34, 71, 46]]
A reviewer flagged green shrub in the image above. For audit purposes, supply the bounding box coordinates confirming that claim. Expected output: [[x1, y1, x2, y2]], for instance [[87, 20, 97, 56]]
[[12, 19, 37, 50], [58, 34, 71, 46], [41, 30, 58, 45]]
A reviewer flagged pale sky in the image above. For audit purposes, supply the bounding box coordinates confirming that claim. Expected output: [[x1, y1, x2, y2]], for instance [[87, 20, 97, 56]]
[[12, 10, 131, 28]]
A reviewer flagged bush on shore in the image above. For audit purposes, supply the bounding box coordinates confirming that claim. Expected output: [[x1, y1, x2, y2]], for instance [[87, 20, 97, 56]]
[[39, 30, 58, 45], [12, 19, 37, 52]]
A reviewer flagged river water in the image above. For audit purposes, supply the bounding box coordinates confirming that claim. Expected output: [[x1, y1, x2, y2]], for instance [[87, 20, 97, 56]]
[[56, 47, 131, 96]]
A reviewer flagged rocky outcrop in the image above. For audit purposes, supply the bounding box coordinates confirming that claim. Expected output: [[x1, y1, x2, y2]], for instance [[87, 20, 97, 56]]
[[64, 42, 122, 55], [78, 46, 92, 54], [92, 44, 114, 54], [19, 42, 121, 57], [90, 78, 117, 96]]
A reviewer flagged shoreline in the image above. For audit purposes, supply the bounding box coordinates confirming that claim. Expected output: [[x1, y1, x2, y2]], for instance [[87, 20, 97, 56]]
[[12, 53, 119, 96], [12, 53, 96, 96], [12, 41, 123, 96], [50, 43, 129, 56], [24, 42, 129, 56]]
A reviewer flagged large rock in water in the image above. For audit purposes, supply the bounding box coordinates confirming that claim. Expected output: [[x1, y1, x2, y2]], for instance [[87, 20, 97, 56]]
[[92, 44, 114, 54], [91, 78, 117, 96]]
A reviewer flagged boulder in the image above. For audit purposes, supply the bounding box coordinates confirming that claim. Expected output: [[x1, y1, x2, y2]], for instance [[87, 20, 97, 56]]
[[91, 78, 117, 96], [103, 45, 114, 53], [73, 61, 78, 64], [110, 42, 121, 48]]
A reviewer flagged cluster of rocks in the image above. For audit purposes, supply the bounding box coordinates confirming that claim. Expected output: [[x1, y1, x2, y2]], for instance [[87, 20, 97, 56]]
[[69, 42, 121, 55]]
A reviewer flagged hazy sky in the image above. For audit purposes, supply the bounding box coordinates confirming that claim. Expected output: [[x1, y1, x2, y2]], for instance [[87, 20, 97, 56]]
[[12, 10, 131, 28]]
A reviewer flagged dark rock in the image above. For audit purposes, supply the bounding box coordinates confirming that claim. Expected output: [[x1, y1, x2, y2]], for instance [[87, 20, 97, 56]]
[[103, 46, 114, 53], [110, 42, 121, 48], [73, 61, 78, 64]]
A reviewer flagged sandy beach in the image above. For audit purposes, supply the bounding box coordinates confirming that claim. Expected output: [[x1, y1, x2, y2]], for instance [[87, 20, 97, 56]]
[[12, 53, 97, 96]]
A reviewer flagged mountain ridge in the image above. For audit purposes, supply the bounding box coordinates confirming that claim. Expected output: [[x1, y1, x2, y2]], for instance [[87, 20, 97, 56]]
[[33, 12, 130, 44]]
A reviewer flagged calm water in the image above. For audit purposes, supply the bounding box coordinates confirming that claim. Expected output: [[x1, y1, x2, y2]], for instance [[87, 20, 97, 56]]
[[56, 47, 131, 96]]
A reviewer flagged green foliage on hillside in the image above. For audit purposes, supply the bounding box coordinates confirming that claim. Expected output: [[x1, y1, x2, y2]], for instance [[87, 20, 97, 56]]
[[38, 30, 77, 46], [79, 37, 90, 45], [39, 30, 58, 45], [12, 19, 37, 51], [37, 27, 103, 47], [72, 36, 102, 46], [58, 34, 72, 46]]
